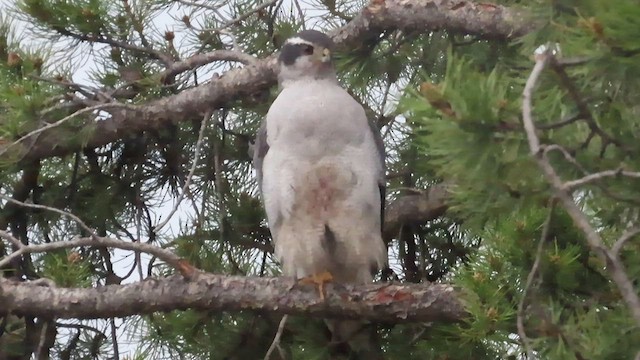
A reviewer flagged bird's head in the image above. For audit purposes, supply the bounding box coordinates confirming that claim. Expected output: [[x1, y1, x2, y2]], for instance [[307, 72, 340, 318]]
[[278, 30, 336, 84]]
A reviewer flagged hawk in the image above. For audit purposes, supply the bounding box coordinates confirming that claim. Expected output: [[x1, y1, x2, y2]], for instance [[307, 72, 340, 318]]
[[253, 29, 387, 356]]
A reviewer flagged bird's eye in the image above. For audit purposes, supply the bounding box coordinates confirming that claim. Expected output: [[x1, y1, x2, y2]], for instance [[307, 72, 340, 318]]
[[302, 45, 314, 55]]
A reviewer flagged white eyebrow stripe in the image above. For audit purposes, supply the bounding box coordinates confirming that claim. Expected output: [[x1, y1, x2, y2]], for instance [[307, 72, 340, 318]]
[[285, 37, 314, 46]]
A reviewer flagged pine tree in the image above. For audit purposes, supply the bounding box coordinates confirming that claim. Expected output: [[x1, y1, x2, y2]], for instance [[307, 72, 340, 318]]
[[0, 0, 638, 359]]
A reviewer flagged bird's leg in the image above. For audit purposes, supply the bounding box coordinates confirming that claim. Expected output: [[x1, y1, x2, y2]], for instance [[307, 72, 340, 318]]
[[298, 271, 334, 300]]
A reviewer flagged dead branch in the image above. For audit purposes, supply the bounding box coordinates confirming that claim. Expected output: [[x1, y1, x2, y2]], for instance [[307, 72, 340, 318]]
[[55, 28, 174, 66], [154, 111, 212, 232], [0, 194, 96, 237], [612, 227, 640, 257], [547, 58, 631, 155], [562, 169, 640, 191], [0, 236, 193, 278], [517, 201, 555, 358], [0, 273, 466, 323], [521, 49, 640, 325]]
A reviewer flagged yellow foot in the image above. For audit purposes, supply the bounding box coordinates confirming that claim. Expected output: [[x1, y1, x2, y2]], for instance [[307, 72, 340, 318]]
[[298, 271, 334, 300]]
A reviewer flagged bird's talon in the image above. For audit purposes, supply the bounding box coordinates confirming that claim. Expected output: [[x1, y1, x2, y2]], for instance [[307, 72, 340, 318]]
[[298, 271, 334, 300]]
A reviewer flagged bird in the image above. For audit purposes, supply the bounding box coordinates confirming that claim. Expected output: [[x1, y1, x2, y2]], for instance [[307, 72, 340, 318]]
[[252, 29, 388, 357]]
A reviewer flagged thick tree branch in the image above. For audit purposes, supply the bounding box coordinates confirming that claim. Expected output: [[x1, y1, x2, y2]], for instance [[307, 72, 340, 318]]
[[237, 184, 451, 253], [5, 0, 536, 165], [333, 0, 533, 49], [383, 185, 449, 242], [0, 274, 466, 323], [7, 58, 278, 165]]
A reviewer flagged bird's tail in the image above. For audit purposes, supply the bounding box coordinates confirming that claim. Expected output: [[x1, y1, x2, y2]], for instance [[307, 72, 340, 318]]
[[326, 319, 383, 360]]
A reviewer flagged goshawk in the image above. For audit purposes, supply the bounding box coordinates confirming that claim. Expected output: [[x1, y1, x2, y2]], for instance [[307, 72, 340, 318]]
[[253, 29, 387, 357]]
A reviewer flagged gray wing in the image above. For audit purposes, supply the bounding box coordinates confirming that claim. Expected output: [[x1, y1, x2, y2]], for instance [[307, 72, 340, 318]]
[[252, 119, 284, 237], [252, 119, 269, 193], [367, 119, 386, 232]]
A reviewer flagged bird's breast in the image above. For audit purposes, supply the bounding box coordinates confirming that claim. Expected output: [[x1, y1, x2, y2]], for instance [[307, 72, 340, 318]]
[[266, 82, 367, 157]]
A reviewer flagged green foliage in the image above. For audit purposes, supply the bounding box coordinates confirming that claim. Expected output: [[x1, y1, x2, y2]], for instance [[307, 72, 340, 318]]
[[443, 206, 638, 360], [40, 249, 92, 287], [19, 0, 110, 36], [402, 55, 547, 228], [399, 0, 640, 357], [1, 0, 639, 358]]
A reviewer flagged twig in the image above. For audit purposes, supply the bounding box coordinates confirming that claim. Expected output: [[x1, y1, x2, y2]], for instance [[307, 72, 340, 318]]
[[213, 112, 227, 243], [544, 144, 640, 207], [556, 56, 591, 67], [612, 226, 640, 257], [55, 322, 104, 334], [543, 144, 584, 170], [0, 103, 132, 160], [35, 319, 53, 359], [122, 0, 152, 50], [55, 28, 173, 66], [562, 169, 640, 190], [548, 57, 630, 154], [0, 194, 96, 238], [521, 51, 549, 154], [154, 111, 211, 232], [517, 202, 555, 358], [521, 49, 640, 325], [162, 49, 258, 80], [219, 29, 244, 54], [535, 113, 581, 130], [175, 0, 229, 26], [175, 0, 225, 12], [293, 0, 306, 29], [31, 75, 114, 102], [39, 98, 84, 117], [0, 236, 193, 277], [214, 0, 279, 33], [410, 325, 429, 344], [264, 315, 288, 360], [542, 144, 635, 203], [0, 229, 24, 249], [110, 318, 119, 359]]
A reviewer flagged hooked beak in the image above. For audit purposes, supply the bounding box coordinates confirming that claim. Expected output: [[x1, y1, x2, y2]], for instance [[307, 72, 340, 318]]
[[319, 48, 331, 63]]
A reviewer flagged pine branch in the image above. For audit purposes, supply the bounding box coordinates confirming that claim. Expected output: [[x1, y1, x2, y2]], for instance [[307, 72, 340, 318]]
[[521, 49, 640, 325], [4, 0, 536, 165], [0, 273, 466, 323]]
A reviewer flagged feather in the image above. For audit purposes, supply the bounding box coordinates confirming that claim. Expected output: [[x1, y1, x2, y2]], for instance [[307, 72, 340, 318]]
[[253, 30, 388, 358]]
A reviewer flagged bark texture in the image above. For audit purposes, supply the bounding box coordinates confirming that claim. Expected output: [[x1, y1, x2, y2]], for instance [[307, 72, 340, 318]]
[[384, 185, 449, 241], [0, 273, 466, 323], [5, 0, 535, 165]]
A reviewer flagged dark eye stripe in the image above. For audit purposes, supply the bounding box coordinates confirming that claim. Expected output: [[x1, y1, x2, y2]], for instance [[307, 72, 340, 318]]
[[279, 43, 316, 65], [302, 44, 314, 55]]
